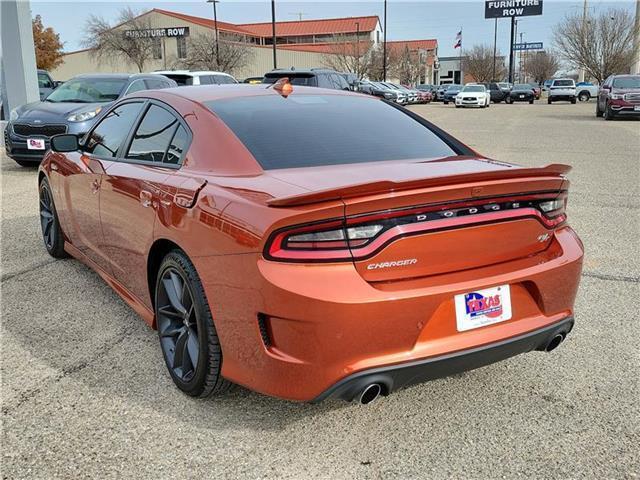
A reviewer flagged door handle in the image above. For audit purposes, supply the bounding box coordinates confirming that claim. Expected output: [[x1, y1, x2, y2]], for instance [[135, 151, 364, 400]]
[[140, 190, 153, 208], [90, 179, 100, 194]]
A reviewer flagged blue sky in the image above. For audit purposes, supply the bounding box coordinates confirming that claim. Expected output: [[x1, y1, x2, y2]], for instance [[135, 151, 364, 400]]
[[31, 0, 636, 58]]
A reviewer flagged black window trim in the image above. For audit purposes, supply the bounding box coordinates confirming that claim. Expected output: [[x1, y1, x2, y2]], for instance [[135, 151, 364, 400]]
[[120, 98, 192, 169], [80, 99, 147, 162], [81, 98, 192, 169]]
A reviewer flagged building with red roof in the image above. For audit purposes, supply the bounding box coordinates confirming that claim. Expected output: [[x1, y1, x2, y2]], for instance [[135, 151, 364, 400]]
[[52, 8, 439, 84]]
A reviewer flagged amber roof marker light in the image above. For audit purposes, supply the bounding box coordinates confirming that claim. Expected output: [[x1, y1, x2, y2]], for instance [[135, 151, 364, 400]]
[[267, 77, 293, 97]]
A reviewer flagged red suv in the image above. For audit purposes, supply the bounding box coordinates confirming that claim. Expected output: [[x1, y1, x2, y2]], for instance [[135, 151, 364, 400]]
[[596, 74, 640, 120]]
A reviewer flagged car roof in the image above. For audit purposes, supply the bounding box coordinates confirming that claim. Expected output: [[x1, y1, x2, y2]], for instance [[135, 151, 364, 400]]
[[154, 70, 234, 77], [266, 68, 337, 75], [72, 73, 150, 80], [128, 84, 364, 104]]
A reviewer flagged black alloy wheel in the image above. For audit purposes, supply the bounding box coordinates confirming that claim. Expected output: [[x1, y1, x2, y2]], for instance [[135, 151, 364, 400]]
[[157, 266, 200, 383], [155, 250, 231, 397], [39, 179, 67, 258]]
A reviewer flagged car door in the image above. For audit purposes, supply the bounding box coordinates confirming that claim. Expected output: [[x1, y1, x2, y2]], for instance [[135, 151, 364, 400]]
[[599, 76, 612, 110], [58, 101, 146, 273], [99, 101, 191, 306]]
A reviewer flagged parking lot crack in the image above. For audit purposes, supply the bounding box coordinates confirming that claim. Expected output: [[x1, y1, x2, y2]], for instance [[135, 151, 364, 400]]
[[2, 324, 136, 416], [582, 271, 639, 284], [1, 259, 59, 283]]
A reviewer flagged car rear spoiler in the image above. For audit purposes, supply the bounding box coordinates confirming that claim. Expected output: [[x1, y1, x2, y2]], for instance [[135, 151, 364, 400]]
[[267, 163, 572, 208]]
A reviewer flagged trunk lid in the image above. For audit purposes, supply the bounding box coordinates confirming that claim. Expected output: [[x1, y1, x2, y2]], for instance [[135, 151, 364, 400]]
[[268, 158, 569, 282]]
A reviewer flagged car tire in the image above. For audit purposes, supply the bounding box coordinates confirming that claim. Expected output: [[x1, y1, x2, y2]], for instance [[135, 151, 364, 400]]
[[603, 104, 615, 121], [596, 101, 603, 117], [155, 249, 232, 398], [548, 97, 553, 104], [578, 91, 590, 102], [39, 178, 68, 259], [571, 97, 577, 104], [529, 99, 534, 104], [444, 101, 449, 105]]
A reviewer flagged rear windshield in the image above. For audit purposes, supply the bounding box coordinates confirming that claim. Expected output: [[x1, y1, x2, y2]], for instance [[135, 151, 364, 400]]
[[553, 80, 574, 87], [462, 85, 484, 92], [263, 74, 316, 86], [513, 84, 531, 91], [612, 76, 640, 89], [206, 94, 456, 170], [164, 74, 193, 86]]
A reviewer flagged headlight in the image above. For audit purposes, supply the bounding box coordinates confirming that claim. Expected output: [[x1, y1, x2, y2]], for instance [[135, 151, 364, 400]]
[[9, 108, 19, 122], [67, 106, 102, 122], [610, 93, 624, 100]]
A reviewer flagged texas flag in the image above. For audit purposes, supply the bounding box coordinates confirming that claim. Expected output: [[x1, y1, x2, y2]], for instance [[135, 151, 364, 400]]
[[454, 30, 462, 49]]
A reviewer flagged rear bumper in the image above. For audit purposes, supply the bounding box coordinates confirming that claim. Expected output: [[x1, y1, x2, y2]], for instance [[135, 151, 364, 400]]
[[197, 226, 583, 401], [313, 316, 574, 402]]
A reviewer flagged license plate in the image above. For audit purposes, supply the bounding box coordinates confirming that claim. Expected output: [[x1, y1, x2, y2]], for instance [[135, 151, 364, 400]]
[[454, 285, 512, 332], [635, 106, 640, 111], [27, 138, 45, 150]]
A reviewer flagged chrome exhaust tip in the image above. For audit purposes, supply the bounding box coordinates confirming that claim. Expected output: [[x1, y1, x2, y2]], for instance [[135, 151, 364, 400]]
[[545, 333, 565, 352], [358, 384, 382, 405]]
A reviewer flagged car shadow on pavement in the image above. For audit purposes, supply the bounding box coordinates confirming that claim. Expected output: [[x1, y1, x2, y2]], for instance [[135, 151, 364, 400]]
[[1, 216, 356, 429]]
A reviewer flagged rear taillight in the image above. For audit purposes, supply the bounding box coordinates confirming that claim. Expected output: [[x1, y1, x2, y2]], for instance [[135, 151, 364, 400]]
[[265, 192, 568, 262]]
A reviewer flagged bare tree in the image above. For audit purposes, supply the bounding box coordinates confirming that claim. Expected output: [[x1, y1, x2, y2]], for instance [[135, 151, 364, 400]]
[[393, 46, 422, 85], [82, 7, 155, 73], [321, 35, 374, 79], [462, 44, 505, 83], [552, 8, 635, 83], [524, 50, 560, 84], [175, 33, 254, 74], [367, 45, 399, 81]]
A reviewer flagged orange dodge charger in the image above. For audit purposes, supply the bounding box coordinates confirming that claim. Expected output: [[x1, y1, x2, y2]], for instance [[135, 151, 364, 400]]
[[38, 83, 583, 404]]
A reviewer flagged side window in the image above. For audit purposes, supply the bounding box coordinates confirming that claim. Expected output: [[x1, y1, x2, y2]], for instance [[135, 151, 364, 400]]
[[38, 73, 53, 89], [199, 75, 215, 85], [125, 79, 147, 95], [165, 125, 189, 164], [214, 74, 237, 85], [84, 103, 144, 158], [145, 78, 168, 90], [126, 104, 181, 164]]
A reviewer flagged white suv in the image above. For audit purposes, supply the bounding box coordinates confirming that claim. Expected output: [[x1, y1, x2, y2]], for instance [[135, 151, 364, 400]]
[[153, 70, 238, 86], [548, 78, 576, 104]]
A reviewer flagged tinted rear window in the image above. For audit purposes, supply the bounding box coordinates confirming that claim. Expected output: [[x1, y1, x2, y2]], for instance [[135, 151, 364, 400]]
[[263, 74, 316, 86], [206, 94, 456, 170], [553, 80, 574, 87]]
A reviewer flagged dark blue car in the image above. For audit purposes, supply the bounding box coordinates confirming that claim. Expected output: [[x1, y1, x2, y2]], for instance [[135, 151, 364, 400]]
[[5, 73, 176, 166]]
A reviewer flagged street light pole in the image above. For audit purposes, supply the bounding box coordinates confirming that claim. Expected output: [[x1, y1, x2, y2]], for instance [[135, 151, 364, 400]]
[[271, 0, 277, 69], [632, 0, 640, 74], [355, 21, 360, 79], [207, 0, 220, 67], [578, 0, 588, 82], [492, 18, 497, 81], [383, 0, 387, 81]]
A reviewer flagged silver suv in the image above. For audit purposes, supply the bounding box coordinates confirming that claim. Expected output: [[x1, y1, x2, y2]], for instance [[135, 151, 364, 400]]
[[548, 78, 576, 104]]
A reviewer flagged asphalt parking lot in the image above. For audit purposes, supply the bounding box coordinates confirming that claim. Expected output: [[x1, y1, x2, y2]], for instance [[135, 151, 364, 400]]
[[1, 101, 639, 479]]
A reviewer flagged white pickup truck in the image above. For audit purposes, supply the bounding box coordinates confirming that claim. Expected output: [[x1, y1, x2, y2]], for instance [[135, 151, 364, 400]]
[[575, 82, 599, 102]]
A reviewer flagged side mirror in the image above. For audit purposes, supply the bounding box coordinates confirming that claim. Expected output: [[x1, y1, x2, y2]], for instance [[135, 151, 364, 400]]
[[601, 85, 611, 91], [50, 134, 79, 153]]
